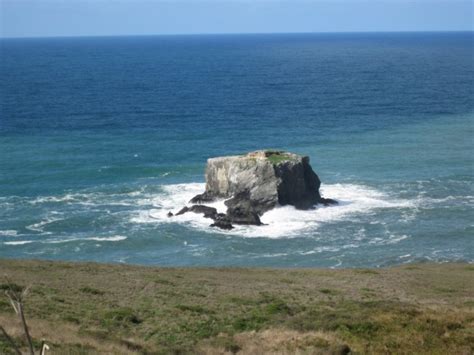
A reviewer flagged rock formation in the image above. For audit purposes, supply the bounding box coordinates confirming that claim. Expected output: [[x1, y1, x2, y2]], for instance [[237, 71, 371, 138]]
[[174, 150, 336, 229]]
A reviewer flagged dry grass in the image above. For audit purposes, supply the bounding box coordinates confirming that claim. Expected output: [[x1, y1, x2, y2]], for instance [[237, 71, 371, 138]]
[[198, 329, 349, 355], [0, 260, 473, 354]]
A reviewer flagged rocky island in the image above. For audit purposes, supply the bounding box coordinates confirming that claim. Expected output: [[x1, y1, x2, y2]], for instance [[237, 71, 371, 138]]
[[171, 150, 337, 229]]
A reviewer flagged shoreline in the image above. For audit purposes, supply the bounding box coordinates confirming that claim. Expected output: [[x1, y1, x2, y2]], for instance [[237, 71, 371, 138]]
[[1, 259, 472, 354], [1, 255, 470, 269]]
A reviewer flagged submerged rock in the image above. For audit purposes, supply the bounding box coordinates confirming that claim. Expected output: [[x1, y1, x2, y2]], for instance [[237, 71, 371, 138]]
[[175, 150, 336, 230]]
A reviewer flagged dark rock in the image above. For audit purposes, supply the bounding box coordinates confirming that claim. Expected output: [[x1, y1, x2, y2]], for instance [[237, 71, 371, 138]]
[[273, 155, 322, 210], [175, 206, 189, 216], [189, 205, 217, 219], [224, 190, 262, 225], [175, 205, 218, 219], [210, 214, 234, 230], [167, 211, 174, 217], [318, 197, 338, 206], [189, 191, 215, 204]]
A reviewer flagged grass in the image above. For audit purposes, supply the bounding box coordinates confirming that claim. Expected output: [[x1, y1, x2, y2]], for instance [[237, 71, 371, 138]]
[[265, 152, 295, 165], [79, 286, 105, 295], [0, 260, 473, 354]]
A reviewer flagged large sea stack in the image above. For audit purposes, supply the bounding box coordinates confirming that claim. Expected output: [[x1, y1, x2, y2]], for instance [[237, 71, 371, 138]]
[[174, 150, 336, 229]]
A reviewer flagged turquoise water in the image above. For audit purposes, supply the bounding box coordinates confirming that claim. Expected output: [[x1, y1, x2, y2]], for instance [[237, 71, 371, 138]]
[[1, 32, 473, 267]]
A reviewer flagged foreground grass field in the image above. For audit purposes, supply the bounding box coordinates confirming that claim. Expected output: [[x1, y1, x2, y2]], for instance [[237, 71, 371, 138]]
[[0, 260, 473, 354]]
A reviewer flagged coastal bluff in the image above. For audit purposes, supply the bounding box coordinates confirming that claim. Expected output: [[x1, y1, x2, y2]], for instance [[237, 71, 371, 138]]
[[173, 150, 337, 229]]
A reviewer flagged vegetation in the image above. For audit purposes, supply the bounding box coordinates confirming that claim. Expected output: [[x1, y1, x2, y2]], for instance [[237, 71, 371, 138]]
[[0, 260, 473, 354], [0, 278, 49, 355], [265, 152, 295, 165]]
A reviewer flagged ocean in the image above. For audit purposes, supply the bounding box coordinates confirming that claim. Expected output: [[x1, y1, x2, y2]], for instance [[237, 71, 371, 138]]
[[1, 32, 473, 267]]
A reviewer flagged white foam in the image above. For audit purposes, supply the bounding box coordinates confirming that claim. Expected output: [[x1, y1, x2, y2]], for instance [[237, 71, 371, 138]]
[[26, 217, 63, 232], [4, 241, 34, 245], [369, 233, 409, 246], [131, 182, 418, 238], [386, 234, 409, 244], [85, 235, 127, 242], [0, 230, 18, 237], [44, 235, 127, 244], [28, 190, 148, 207], [29, 194, 78, 204]]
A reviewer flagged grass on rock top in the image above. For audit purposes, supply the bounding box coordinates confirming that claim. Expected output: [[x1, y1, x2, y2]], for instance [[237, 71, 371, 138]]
[[238, 150, 298, 165], [0, 260, 473, 354], [265, 152, 295, 165]]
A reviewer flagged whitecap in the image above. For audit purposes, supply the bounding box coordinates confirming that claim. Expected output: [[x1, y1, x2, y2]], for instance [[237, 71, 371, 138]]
[[0, 230, 18, 237], [26, 217, 63, 232], [4, 241, 34, 245], [259, 253, 289, 258], [86, 235, 127, 242], [386, 234, 409, 244], [29, 194, 78, 204], [44, 235, 127, 244]]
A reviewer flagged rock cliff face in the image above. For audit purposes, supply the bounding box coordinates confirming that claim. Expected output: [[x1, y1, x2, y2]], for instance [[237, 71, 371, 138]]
[[202, 152, 280, 214], [177, 150, 336, 229], [198, 151, 330, 211]]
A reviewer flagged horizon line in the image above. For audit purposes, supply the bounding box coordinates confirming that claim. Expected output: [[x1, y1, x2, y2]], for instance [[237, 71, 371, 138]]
[[1, 29, 472, 40]]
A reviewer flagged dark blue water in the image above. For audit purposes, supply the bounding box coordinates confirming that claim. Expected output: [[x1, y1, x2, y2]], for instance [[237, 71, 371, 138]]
[[1, 32, 473, 267]]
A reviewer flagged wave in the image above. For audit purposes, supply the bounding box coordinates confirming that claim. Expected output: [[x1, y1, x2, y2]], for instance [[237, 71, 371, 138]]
[[29, 194, 79, 204], [4, 241, 34, 245], [25, 188, 155, 209], [0, 230, 18, 237], [131, 182, 418, 238], [26, 217, 63, 233], [44, 235, 127, 244]]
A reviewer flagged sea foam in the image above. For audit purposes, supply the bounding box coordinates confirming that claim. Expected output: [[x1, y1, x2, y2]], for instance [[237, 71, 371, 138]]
[[0, 230, 18, 237], [4, 241, 34, 245], [44, 235, 127, 244], [131, 182, 417, 238]]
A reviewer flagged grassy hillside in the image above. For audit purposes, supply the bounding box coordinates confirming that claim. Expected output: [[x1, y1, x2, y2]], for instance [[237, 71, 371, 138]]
[[0, 260, 473, 354]]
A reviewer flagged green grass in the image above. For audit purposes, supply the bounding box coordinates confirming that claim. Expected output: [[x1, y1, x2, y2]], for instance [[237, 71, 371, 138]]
[[0, 260, 473, 354], [266, 152, 294, 165]]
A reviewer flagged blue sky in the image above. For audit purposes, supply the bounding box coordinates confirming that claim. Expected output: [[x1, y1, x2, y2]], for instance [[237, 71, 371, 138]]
[[1, 0, 472, 38]]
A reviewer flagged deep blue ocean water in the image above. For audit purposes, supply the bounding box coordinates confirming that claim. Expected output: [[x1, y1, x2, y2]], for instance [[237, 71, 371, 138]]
[[1, 32, 473, 267]]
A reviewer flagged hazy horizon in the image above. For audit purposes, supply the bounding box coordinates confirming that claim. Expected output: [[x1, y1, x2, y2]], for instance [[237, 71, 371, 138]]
[[1, 0, 472, 39], [1, 29, 473, 40]]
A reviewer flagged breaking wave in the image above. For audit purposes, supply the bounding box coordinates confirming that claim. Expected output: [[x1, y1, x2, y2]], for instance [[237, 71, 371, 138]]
[[2, 235, 127, 246], [131, 182, 418, 238]]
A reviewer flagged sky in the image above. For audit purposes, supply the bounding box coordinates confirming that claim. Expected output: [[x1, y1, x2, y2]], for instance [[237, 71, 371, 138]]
[[1, 0, 473, 38]]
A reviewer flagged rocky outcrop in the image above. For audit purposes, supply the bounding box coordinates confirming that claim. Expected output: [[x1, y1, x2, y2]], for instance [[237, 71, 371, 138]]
[[201, 150, 335, 211], [210, 214, 234, 230], [174, 150, 336, 229], [204, 151, 279, 214], [224, 190, 262, 225], [175, 205, 217, 219]]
